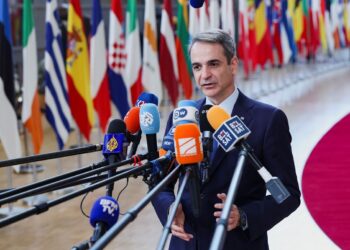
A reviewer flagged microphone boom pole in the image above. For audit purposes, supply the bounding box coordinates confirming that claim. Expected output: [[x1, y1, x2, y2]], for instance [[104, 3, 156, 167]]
[[156, 166, 190, 250], [0, 144, 103, 168], [209, 148, 248, 250], [0, 154, 147, 205], [0, 158, 159, 228], [90, 165, 181, 250]]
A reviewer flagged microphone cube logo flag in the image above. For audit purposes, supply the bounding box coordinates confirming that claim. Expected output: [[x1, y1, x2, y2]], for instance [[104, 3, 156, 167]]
[[213, 116, 251, 152], [174, 123, 203, 165], [103, 134, 124, 155], [139, 103, 160, 134], [173, 106, 199, 125], [226, 116, 251, 140], [100, 198, 119, 216], [214, 125, 236, 152]]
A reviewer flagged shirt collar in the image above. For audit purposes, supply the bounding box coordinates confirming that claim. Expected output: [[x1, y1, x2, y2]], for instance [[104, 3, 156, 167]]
[[205, 88, 239, 115]]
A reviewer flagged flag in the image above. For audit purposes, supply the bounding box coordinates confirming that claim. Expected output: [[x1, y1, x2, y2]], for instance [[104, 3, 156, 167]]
[[160, 0, 179, 106], [0, 0, 22, 159], [176, 0, 192, 99], [125, 0, 143, 105], [91, 0, 111, 132], [248, 0, 258, 71], [325, 0, 335, 54], [271, 0, 284, 66], [22, 0, 43, 154], [281, 0, 297, 63], [142, 0, 163, 102], [189, 5, 200, 37], [221, 0, 235, 37], [45, 0, 72, 150], [108, 0, 130, 118], [209, 0, 220, 29], [345, 0, 350, 45], [200, 0, 210, 32], [318, 0, 328, 52], [254, 0, 273, 67], [238, 0, 250, 77], [66, 0, 94, 141]]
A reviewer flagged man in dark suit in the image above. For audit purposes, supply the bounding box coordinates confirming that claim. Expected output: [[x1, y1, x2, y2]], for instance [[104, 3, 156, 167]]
[[152, 29, 300, 250]]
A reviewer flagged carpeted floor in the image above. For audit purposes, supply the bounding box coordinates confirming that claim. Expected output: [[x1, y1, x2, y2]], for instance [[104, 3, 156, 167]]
[[302, 113, 350, 250]]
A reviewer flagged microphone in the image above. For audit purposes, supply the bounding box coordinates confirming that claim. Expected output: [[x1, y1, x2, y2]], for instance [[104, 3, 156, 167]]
[[159, 125, 175, 157], [124, 92, 158, 158], [103, 119, 127, 196], [124, 107, 141, 158], [89, 196, 120, 246], [172, 100, 199, 125], [189, 0, 205, 8], [140, 103, 160, 161], [207, 106, 290, 204], [135, 92, 159, 107], [174, 123, 203, 217], [199, 104, 214, 183]]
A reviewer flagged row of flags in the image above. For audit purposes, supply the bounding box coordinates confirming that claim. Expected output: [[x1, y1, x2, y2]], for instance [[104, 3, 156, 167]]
[[1, 0, 349, 162]]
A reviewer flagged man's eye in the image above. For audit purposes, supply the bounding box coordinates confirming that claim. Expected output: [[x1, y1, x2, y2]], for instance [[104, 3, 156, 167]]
[[192, 65, 201, 71], [209, 62, 219, 67]]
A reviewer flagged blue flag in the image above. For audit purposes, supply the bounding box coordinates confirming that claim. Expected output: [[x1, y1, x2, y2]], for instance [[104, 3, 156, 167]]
[[44, 0, 72, 149]]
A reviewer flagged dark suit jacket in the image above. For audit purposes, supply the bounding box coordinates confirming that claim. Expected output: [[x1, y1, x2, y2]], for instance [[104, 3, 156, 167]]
[[152, 90, 301, 250]]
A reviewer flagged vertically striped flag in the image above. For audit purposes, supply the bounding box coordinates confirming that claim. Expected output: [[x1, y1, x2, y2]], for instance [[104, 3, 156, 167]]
[[108, 0, 130, 118], [66, 0, 94, 141], [176, 0, 192, 99], [45, 0, 72, 149], [344, 0, 350, 45], [22, 0, 43, 154], [142, 0, 163, 102], [91, 0, 111, 132], [318, 0, 328, 53], [160, 0, 179, 106], [0, 0, 22, 159], [125, 0, 143, 105], [254, 0, 273, 67]]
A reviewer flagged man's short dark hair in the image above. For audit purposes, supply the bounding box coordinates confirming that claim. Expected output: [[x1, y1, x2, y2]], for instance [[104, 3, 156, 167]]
[[188, 29, 237, 64]]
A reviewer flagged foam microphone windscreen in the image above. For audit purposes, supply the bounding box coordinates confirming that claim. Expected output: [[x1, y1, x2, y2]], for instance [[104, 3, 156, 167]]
[[207, 105, 230, 130], [178, 99, 197, 108], [189, 0, 205, 8], [135, 92, 159, 107], [103, 119, 126, 155], [90, 196, 119, 229], [199, 104, 215, 132], [139, 103, 160, 134], [124, 107, 140, 134], [174, 123, 203, 165]]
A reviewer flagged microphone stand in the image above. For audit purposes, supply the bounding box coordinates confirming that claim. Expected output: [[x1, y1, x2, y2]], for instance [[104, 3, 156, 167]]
[[209, 147, 249, 250], [156, 167, 190, 250], [90, 165, 181, 250], [200, 131, 212, 183], [0, 158, 161, 228], [0, 154, 148, 206], [0, 144, 103, 168]]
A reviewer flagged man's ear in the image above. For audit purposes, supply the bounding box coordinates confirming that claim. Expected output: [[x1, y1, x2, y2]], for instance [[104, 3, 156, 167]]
[[230, 56, 239, 74]]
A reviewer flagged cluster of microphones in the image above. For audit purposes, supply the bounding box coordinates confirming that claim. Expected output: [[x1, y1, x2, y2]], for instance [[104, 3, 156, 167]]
[[0, 92, 290, 250]]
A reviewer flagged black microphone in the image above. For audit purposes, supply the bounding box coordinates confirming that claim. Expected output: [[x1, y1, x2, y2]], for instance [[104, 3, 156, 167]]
[[139, 103, 160, 161], [199, 104, 214, 183], [189, 0, 205, 8], [174, 123, 203, 218], [102, 119, 127, 196]]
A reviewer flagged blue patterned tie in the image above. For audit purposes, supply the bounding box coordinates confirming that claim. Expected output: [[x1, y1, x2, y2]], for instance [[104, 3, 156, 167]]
[[210, 139, 219, 163]]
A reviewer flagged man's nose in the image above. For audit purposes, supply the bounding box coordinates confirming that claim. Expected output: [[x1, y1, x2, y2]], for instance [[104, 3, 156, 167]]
[[201, 65, 211, 79]]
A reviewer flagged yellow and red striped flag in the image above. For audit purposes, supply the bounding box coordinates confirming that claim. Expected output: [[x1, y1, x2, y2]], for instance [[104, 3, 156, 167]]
[[66, 0, 94, 141]]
